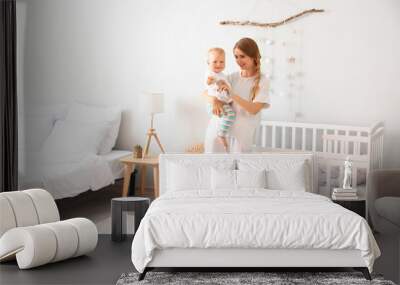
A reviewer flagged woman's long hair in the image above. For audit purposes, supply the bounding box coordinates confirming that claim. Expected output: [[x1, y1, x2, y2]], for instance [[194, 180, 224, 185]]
[[234, 38, 261, 101]]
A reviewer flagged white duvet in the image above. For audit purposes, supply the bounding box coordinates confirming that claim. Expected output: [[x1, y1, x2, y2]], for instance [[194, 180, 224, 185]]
[[131, 190, 380, 273], [22, 152, 114, 199]]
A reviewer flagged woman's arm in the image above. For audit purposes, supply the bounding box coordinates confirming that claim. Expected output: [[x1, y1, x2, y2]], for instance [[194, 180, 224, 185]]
[[231, 94, 268, 115], [202, 91, 224, 116]]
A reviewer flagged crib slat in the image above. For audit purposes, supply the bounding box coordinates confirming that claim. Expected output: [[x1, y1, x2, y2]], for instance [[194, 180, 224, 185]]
[[302, 128, 306, 150], [272, 125, 276, 148], [340, 138, 344, 154], [323, 129, 327, 153], [292, 127, 296, 150], [355, 131, 360, 155], [312, 128, 316, 152], [334, 130, 338, 154], [327, 131, 332, 153], [282, 127, 286, 149], [261, 125, 267, 147]]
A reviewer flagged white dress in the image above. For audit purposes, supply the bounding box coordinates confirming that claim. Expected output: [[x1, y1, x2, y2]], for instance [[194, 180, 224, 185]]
[[204, 72, 270, 153]]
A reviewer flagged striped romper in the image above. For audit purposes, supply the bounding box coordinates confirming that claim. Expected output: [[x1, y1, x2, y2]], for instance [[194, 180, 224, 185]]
[[206, 70, 236, 138]]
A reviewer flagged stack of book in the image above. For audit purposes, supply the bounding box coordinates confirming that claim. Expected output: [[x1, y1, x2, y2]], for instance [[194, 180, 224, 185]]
[[332, 188, 358, 200]]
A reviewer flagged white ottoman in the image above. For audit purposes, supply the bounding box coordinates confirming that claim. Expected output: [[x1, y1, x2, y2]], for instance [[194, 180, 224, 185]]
[[0, 189, 98, 269]]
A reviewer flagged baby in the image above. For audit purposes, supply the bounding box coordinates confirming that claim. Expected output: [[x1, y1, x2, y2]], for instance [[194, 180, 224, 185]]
[[205, 47, 236, 151]]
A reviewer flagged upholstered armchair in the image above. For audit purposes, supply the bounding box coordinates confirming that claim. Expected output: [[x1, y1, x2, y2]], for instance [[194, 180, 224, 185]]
[[367, 169, 400, 234], [0, 189, 98, 269]]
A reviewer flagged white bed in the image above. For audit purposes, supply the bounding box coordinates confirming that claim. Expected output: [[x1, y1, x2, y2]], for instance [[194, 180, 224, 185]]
[[131, 153, 380, 280], [21, 150, 131, 199], [103, 150, 133, 179], [20, 102, 130, 200]]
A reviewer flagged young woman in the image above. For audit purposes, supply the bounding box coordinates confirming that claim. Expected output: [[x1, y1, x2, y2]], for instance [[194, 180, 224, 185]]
[[203, 37, 271, 153]]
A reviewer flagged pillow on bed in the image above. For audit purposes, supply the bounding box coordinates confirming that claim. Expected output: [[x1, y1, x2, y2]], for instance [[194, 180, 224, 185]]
[[23, 104, 69, 152], [65, 102, 121, 155], [266, 161, 307, 191], [166, 159, 235, 192], [211, 168, 236, 190], [236, 169, 267, 189], [26, 103, 68, 122], [167, 162, 211, 191], [238, 159, 309, 191], [41, 120, 109, 160]]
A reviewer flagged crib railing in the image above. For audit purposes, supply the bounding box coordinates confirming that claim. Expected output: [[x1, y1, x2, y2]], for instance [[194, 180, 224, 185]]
[[256, 121, 384, 197]]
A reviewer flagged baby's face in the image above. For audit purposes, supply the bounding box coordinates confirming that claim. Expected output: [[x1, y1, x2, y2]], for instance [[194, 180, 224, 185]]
[[208, 52, 225, 73]]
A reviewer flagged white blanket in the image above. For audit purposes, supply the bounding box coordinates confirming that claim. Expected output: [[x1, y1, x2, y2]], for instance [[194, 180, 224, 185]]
[[131, 190, 380, 273], [22, 152, 114, 199]]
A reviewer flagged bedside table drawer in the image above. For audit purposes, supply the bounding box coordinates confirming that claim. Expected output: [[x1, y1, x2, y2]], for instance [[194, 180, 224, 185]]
[[333, 200, 366, 218]]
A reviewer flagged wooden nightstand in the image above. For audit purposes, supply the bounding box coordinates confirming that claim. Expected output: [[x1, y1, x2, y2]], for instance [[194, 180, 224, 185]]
[[120, 156, 159, 198]]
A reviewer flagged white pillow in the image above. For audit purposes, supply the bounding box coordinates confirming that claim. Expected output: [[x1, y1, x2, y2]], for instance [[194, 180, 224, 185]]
[[167, 162, 211, 191], [26, 104, 68, 122], [238, 159, 309, 191], [266, 161, 307, 191], [236, 169, 267, 189], [41, 120, 109, 159], [211, 168, 236, 191], [65, 102, 121, 154], [166, 158, 235, 192]]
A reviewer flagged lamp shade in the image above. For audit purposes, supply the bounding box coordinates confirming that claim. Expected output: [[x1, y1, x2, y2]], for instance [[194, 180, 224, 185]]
[[145, 92, 164, 114]]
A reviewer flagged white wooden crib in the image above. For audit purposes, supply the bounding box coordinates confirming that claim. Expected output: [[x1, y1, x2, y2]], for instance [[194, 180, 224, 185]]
[[255, 121, 384, 197]]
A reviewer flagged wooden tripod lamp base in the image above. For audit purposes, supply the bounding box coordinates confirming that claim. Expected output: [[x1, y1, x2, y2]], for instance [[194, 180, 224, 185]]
[[143, 92, 165, 158], [143, 128, 165, 158]]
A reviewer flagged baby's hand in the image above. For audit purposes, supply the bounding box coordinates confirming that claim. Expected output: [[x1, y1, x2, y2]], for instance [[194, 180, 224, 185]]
[[217, 81, 231, 93], [207, 76, 216, 85], [216, 80, 225, 87]]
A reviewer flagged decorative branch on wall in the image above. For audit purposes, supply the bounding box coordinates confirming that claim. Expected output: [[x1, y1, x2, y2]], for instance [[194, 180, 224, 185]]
[[220, 8, 324, 28]]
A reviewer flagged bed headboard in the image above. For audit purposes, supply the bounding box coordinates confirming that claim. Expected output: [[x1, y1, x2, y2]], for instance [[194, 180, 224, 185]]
[[159, 152, 314, 196]]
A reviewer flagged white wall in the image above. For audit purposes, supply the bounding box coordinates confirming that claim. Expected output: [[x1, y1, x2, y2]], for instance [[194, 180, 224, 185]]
[[18, 0, 400, 167]]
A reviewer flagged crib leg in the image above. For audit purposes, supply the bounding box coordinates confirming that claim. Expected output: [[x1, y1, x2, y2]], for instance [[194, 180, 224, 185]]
[[354, 267, 371, 280]]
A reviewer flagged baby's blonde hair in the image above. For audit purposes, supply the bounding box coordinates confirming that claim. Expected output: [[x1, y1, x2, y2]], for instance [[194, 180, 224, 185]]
[[208, 47, 225, 56], [207, 47, 225, 63]]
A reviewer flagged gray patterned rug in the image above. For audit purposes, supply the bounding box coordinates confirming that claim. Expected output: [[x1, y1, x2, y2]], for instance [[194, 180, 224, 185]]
[[116, 271, 396, 285]]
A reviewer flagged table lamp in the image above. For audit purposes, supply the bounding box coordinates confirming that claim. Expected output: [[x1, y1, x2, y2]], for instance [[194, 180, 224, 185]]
[[143, 92, 165, 158]]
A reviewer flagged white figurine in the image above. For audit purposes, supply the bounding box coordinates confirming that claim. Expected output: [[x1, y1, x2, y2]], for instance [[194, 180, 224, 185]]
[[343, 157, 353, 189]]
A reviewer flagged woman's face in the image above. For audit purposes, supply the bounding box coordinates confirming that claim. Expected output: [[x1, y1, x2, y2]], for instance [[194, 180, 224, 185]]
[[234, 48, 255, 71]]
